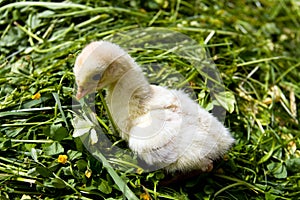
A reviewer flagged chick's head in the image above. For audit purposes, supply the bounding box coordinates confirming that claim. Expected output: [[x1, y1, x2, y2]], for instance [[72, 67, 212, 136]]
[[74, 41, 127, 99]]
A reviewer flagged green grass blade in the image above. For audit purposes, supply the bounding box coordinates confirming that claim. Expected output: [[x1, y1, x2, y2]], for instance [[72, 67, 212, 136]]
[[91, 149, 139, 200], [52, 92, 69, 130]]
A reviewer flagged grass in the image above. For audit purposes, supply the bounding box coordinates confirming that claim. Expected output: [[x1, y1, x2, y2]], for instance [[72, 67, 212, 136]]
[[0, 0, 300, 199]]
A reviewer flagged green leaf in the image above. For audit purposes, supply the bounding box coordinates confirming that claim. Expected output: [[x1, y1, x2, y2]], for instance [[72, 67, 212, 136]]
[[67, 150, 82, 161], [36, 166, 53, 178], [76, 159, 87, 171], [50, 122, 68, 141], [25, 143, 36, 151], [204, 185, 215, 195], [27, 13, 41, 30], [31, 148, 38, 162], [285, 158, 300, 173], [267, 162, 287, 179], [44, 178, 66, 189], [265, 192, 281, 200], [213, 91, 236, 113], [98, 179, 112, 194], [74, 137, 84, 152], [62, 166, 72, 176], [155, 171, 165, 179], [258, 139, 276, 164], [5, 127, 24, 138], [43, 142, 64, 156], [0, 139, 11, 151]]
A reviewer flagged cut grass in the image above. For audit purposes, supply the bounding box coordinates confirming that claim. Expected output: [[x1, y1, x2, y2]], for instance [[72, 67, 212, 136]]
[[0, 0, 300, 199]]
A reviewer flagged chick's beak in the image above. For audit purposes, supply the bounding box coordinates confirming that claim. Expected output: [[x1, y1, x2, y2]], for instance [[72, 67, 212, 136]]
[[76, 86, 89, 100]]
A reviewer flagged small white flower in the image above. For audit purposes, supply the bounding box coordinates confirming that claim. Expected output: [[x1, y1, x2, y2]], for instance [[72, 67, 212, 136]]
[[72, 111, 98, 145], [90, 128, 98, 145]]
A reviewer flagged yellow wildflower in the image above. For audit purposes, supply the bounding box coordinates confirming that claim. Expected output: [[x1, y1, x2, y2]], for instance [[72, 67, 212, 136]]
[[136, 167, 144, 175], [57, 155, 68, 164], [31, 92, 41, 100], [85, 169, 92, 178], [140, 193, 151, 200]]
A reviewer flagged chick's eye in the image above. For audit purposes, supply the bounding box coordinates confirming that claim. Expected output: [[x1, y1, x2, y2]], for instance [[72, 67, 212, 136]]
[[92, 73, 101, 81]]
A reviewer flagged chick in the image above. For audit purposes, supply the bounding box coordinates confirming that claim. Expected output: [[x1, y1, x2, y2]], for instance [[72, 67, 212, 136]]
[[74, 41, 235, 172]]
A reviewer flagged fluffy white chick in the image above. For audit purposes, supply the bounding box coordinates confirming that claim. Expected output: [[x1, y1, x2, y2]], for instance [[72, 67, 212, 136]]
[[74, 41, 235, 172]]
